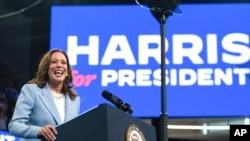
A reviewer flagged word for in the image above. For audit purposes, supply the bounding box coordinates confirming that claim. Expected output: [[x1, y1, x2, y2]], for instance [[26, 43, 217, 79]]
[[72, 70, 97, 87]]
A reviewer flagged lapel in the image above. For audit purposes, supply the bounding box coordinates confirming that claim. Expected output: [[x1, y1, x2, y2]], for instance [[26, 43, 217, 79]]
[[64, 94, 73, 122], [39, 83, 62, 124]]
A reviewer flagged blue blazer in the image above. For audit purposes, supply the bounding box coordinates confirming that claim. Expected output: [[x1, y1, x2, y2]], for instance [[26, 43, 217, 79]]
[[8, 83, 81, 141]]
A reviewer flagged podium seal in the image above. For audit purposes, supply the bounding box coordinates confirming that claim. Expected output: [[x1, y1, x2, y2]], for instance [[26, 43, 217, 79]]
[[126, 124, 146, 141]]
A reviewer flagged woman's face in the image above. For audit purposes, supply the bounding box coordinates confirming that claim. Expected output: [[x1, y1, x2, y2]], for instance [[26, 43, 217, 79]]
[[48, 52, 68, 84]]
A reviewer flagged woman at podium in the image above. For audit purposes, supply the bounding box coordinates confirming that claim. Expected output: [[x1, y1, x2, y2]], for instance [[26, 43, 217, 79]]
[[8, 49, 81, 141]]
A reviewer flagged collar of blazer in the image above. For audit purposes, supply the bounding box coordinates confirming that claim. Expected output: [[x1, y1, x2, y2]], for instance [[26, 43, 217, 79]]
[[39, 83, 73, 124]]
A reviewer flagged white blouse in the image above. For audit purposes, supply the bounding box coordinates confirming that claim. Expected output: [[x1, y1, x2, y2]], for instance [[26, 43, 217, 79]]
[[51, 91, 66, 123]]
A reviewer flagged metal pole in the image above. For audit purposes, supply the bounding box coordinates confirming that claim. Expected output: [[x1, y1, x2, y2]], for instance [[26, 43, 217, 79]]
[[159, 13, 168, 141]]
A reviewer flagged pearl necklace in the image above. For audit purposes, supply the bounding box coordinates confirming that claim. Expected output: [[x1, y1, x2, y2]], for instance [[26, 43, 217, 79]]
[[52, 91, 65, 100]]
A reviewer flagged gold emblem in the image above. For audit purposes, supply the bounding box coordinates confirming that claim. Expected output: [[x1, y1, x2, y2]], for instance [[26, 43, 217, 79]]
[[126, 124, 146, 141]]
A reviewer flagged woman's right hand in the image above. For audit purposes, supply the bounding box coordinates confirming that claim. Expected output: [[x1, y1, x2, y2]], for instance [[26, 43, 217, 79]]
[[38, 125, 57, 141]]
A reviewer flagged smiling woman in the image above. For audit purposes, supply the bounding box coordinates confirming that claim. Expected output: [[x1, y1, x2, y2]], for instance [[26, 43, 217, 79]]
[[8, 49, 81, 141], [48, 51, 69, 86]]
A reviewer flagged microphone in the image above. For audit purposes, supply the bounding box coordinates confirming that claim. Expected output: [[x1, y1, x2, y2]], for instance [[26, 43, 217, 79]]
[[102, 90, 133, 114]]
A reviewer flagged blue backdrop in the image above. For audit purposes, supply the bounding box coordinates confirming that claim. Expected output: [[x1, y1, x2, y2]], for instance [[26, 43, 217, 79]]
[[50, 3, 250, 118]]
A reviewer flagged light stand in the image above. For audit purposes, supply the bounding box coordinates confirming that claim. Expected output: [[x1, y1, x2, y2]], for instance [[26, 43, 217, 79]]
[[134, 1, 182, 141], [153, 10, 172, 141], [160, 12, 168, 141]]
